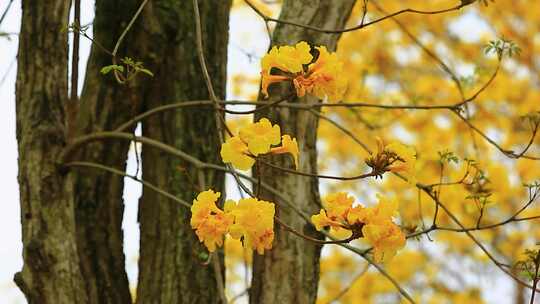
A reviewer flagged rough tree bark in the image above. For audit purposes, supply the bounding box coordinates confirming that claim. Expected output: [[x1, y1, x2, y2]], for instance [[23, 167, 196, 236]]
[[136, 1, 231, 303], [16, 0, 147, 302], [14, 1, 88, 303], [70, 0, 146, 303], [251, 1, 356, 303]]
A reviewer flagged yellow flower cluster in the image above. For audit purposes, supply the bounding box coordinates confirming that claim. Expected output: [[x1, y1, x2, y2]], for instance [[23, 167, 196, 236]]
[[190, 189, 275, 254], [220, 118, 299, 170], [226, 198, 275, 254], [311, 192, 406, 263], [261, 41, 348, 102], [190, 190, 234, 252]]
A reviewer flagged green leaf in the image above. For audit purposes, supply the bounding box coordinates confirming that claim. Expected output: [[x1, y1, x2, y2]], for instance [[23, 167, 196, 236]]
[[138, 68, 154, 77], [100, 64, 124, 75]]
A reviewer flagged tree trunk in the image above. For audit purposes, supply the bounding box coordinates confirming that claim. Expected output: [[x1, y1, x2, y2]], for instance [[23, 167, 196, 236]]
[[16, 0, 148, 302], [70, 0, 147, 303], [250, 1, 356, 303], [14, 1, 88, 303], [136, 1, 231, 303]]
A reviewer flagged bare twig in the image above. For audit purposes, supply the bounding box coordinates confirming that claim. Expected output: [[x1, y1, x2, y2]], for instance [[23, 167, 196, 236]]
[[110, 0, 149, 83], [193, 0, 253, 198], [70, 0, 80, 103], [325, 263, 370, 304], [64, 161, 191, 208], [0, 0, 14, 27], [275, 216, 357, 245], [260, 159, 383, 181], [244, 0, 472, 34], [212, 252, 228, 304]]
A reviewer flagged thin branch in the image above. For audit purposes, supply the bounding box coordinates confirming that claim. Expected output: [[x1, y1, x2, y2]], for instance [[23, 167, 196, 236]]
[[452, 110, 540, 160], [222, 94, 292, 115], [309, 109, 371, 152], [372, 1, 464, 99], [114, 99, 462, 132], [193, 0, 253, 198], [112, 0, 148, 57], [0, 0, 14, 27], [109, 0, 149, 83], [529, 251, 540, 304], [275, 216, 357, 245], [64, 161, 191, 208], [260, 159, 382, 181], [229, 288, 249, 304], [325, 263, 370, 304], [212, 252, 228, 304], [336, 242, 416, 303], [435, 215, 540, 233], [244, 0, 472, 34], [418, 183, 540, 291], [192, 0, 230, 138], [59, 132, 207, 169], [70, 0, 80, 103]]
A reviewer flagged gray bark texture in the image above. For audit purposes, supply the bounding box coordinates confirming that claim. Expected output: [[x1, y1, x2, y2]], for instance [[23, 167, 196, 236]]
[[16, 0, 146, 303], [250, 1, 356, 303], [70, 0, 146, 303], [136, 1, 231, 303], [15, 1, 88, 303]]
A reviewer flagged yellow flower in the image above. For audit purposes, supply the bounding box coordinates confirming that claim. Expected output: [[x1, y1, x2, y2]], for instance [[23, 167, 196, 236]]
[[277, 41, 313, 72], [309, 192, 406, 262], [190, 190, 234, 252], [311, 209, 342, 231], [239, 118, 281, 156], [190, 190, 221, 226], [346, 205, 367, 225], [362, 194, 399, 225], [261, 41, 312, 75], [367, 139, 417, 183], [294, 46, 348, 102], [220, 136, 255, 170], [362, 220, 406, 263], [260, 41, 313, 98], [260, 42, 347, 101], [261, 74, 289, 98], [228, 198, 275, 254], [323, 192, 355, 220], [384, 142, 417, 184], [270, 135, 299, 169]]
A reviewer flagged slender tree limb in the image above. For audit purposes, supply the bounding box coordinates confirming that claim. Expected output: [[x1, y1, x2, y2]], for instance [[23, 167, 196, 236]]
[[372, 1, 465, 99], [212, 252, 228, 304], [0, 0, 14, 27], [275, 216, 357, 245], [259, 159, 383, 181], [64, 161, 191, 208], [193, 0, 255, 200], [110, 0, 149, 83], [112, 0, 148, 57], [59, 132, 206, 169], [70, 0, 80, 103], [325, 263, 370, 304], [244, 0, 472, 34]]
